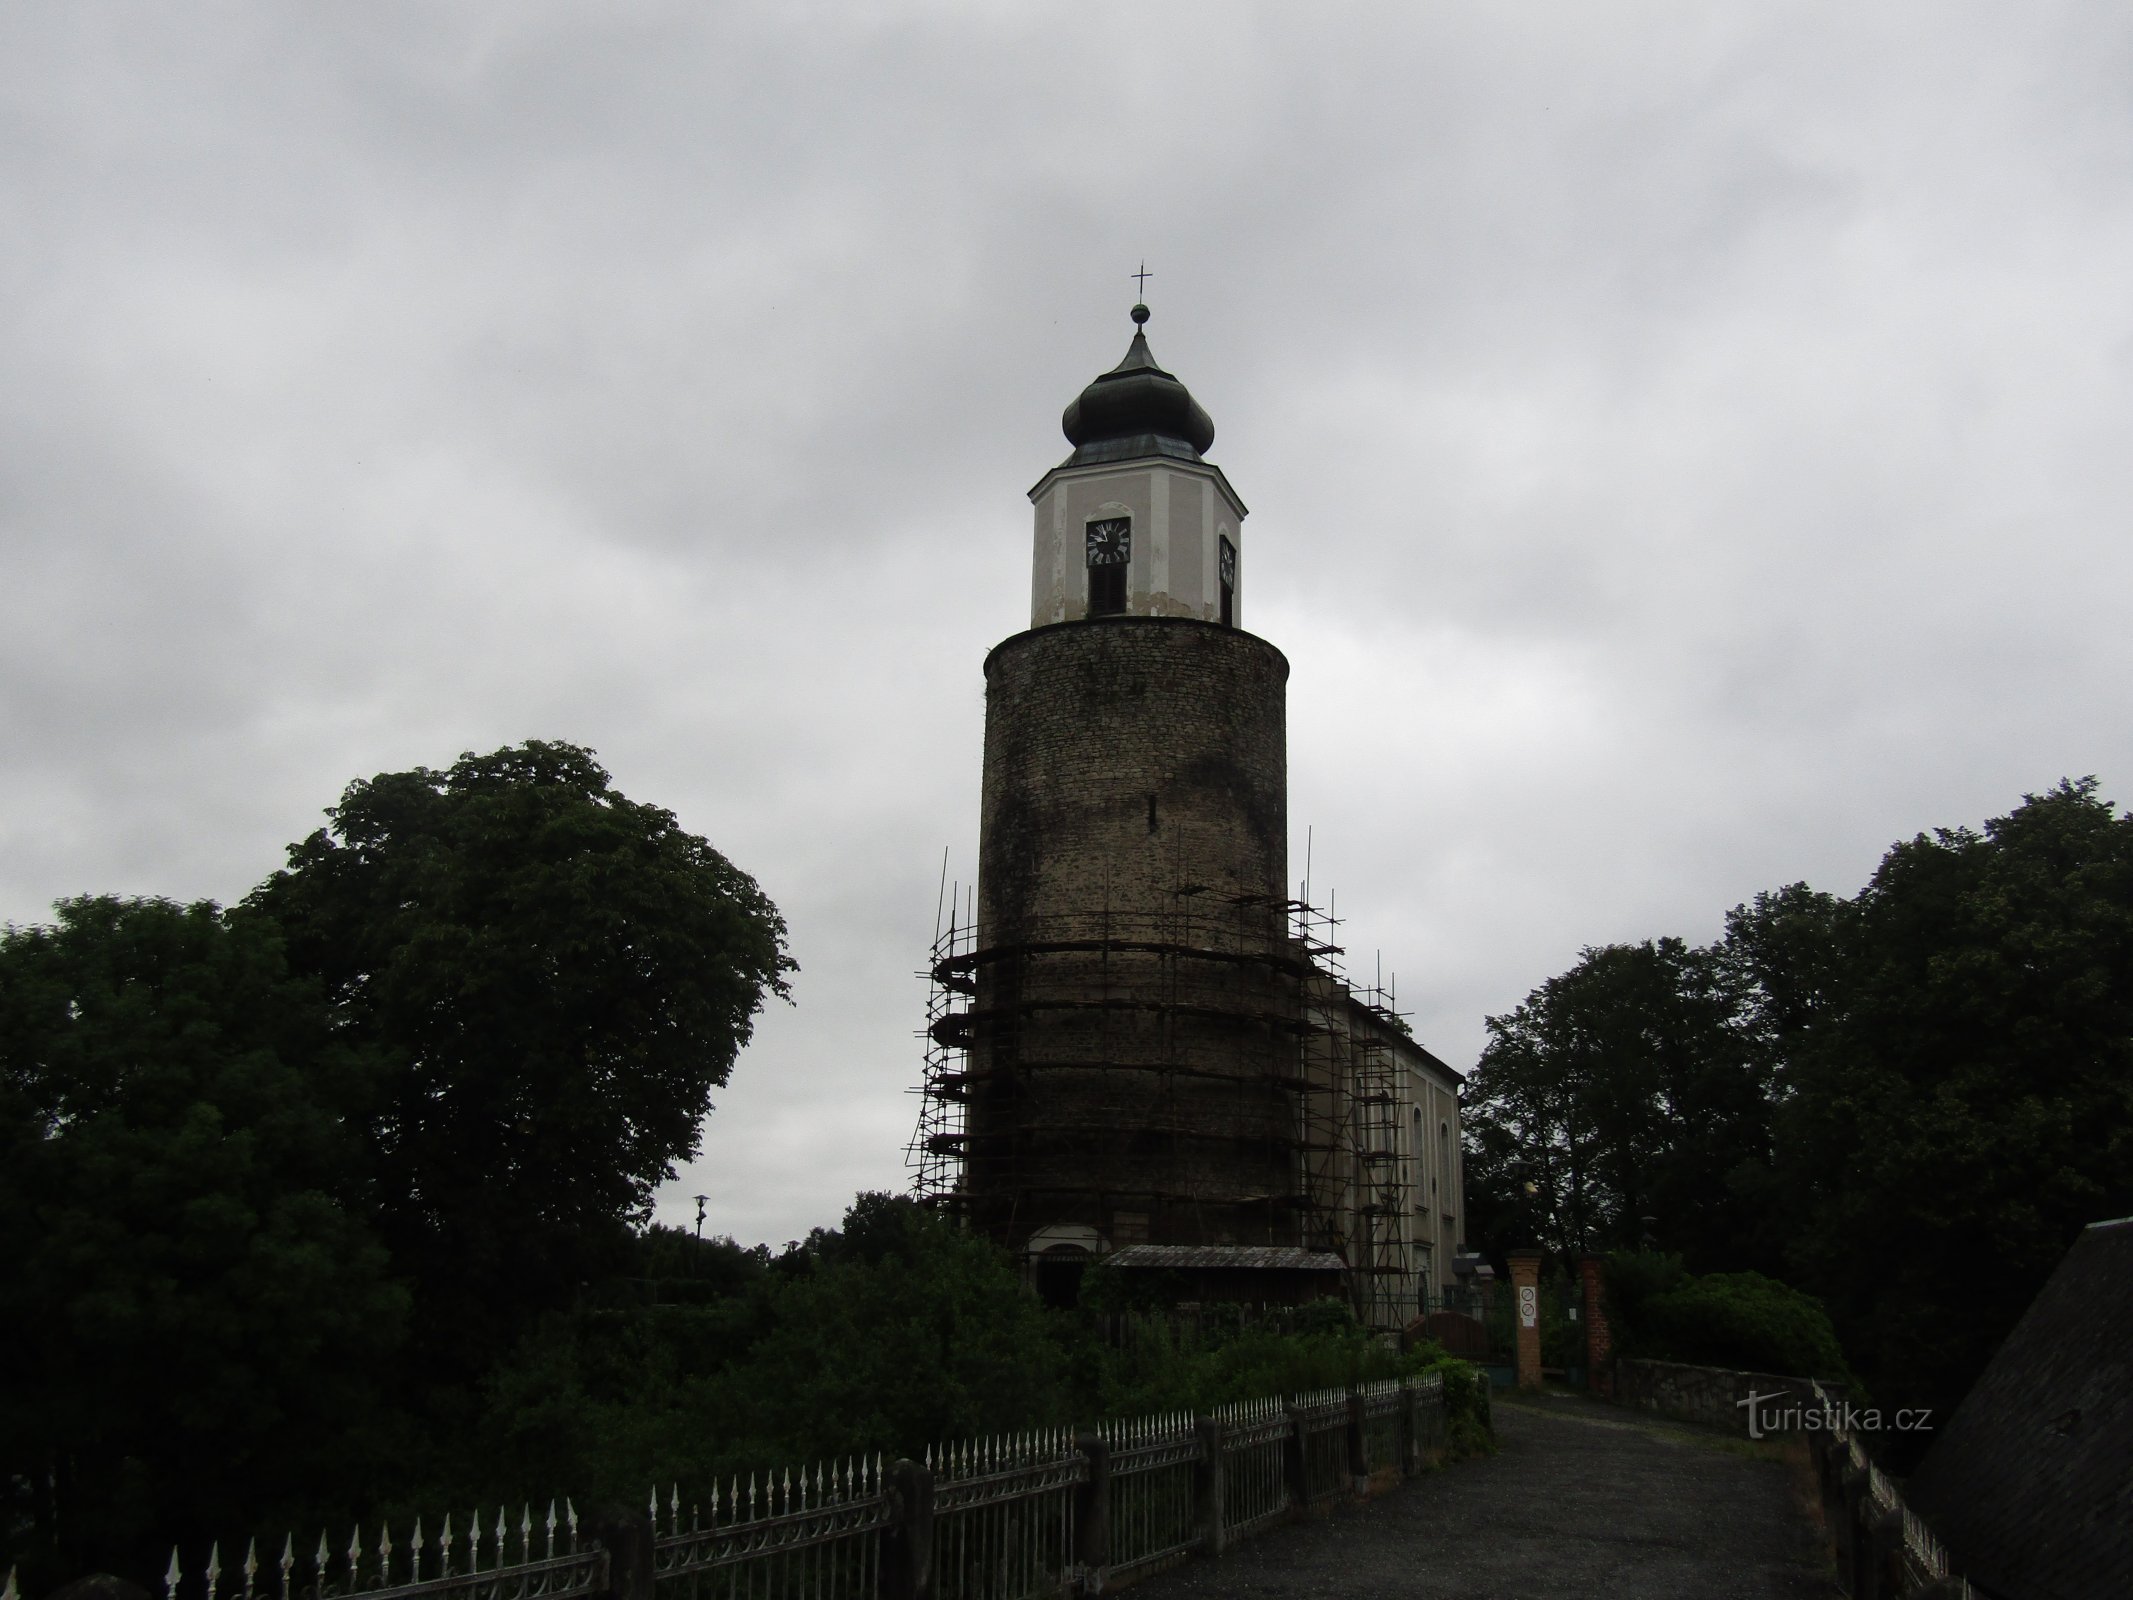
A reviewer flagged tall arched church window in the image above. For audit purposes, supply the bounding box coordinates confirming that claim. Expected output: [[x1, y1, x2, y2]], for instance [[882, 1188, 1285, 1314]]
[[1218, 534, 1236, 626], [1086, 517, 1129, 616]]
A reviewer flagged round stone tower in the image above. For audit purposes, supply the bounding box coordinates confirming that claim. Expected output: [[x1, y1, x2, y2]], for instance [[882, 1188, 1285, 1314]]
[[947, 307, 1313, 1281]]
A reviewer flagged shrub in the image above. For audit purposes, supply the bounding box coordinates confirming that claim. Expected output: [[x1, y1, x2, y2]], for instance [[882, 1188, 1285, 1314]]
[[1637, 1269, 1854, 1383], [1429, 1357, 1494, 1459]]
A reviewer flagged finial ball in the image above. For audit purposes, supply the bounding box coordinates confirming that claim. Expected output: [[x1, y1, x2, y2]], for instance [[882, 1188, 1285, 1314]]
[[1130, 302, 1150, 326]]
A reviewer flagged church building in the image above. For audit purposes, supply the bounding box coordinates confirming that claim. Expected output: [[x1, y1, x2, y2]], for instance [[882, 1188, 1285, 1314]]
[[912, 304, 1465, 1333]]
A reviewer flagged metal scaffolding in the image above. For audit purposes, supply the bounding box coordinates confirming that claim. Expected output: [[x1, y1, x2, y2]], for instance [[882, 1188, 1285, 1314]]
[[907, 885, 1418, 1330]]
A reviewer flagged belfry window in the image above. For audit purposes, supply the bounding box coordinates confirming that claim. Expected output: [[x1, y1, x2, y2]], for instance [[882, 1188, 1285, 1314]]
[[1086, 517, 1130, 616], [1218, 535, 1236, 626]]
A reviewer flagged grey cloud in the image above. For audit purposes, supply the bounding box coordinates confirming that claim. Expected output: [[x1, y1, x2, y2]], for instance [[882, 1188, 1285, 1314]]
[[3, 2, 2129, 1245]]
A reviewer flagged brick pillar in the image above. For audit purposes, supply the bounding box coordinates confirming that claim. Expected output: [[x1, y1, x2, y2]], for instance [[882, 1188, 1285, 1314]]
[[1580, 1253, 1613, 1397], [1508, 1248, 1544, 1392]]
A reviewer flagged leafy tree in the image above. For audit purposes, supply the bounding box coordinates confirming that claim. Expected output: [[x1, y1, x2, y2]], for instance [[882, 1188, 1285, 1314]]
[[245, 741, 795, 1377], [1462, 938, 1767, 1270], [1469, 779, 2133, 1456], [1776, 779, 2133, 1431], [467, 1195, 1071, 1501], [0, 898, 407, 1588]]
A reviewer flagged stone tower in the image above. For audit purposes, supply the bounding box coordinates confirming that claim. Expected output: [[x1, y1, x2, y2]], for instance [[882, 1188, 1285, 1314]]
[[947, 306, 1315, 1280], [913, 305, 1467, 1327]]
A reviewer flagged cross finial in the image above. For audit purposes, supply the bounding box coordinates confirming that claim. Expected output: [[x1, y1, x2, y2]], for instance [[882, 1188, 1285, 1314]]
[[1132, 261, 1153, 299]]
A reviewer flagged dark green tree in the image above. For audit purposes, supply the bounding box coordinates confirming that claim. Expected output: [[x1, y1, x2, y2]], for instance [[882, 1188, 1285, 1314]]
[[468, 1194, 1070, 1501], [0, 897, 406, 1588], [1776, 779, 2133, 1431], [1463, 938, 1767, 1270], [244, 741, 795, 1378]]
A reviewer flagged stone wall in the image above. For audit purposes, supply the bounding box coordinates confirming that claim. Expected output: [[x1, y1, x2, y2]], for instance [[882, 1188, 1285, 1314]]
[[964, 616, 1296, 1253], [978, 615, 1289, 935], [1614, 1358, 1828, 1437]]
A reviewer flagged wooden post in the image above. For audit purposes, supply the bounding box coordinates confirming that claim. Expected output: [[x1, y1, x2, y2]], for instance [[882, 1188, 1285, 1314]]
[[884, 1460, 934, 1600], [1073, 1431, 1111, 1587], [1193, 1418, 1227, 1558]]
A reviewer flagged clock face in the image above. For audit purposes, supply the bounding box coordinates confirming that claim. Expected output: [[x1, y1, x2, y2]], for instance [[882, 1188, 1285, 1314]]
[[1085, 518, 1131, 567], [1218, 536, 1236, 587]]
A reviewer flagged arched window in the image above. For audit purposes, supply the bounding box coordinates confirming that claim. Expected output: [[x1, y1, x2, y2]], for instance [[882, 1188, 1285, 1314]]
[[1218, 534, 1236, 626]]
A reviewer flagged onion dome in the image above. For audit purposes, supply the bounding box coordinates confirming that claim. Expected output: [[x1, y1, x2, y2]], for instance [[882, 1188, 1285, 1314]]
[[1059, 304, 1216, 466]]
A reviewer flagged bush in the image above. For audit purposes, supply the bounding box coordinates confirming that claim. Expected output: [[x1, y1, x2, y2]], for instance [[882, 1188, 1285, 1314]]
[[1606, 1252, 1853, 1383], [1642, 1271, 1854, 1382], [1430, 1357, 1494, 1459]]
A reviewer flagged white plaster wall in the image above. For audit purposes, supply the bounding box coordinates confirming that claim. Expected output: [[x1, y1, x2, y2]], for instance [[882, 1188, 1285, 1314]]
[[1027, 458, 1247, 629]]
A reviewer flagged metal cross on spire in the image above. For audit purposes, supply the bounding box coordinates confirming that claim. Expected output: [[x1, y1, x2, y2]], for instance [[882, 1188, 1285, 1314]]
[[1131, 261, 1153, 300]]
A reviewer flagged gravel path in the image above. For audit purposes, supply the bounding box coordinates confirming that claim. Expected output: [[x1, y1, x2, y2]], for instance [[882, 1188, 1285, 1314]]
[[1121, 1389, 1840, 1598]]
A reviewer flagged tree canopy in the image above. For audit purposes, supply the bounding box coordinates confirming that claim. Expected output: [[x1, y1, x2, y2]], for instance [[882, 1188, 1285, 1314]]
[[1462, 936, 1771, 1270], [1464, 779, 2133, 1444], [244, 741, 795, 1370], [0, 897, 406, 1583], [1, 742, 795, 1587]]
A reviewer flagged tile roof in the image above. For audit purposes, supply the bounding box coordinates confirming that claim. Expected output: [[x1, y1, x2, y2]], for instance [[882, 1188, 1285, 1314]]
[[1103, 1245, 1348, 1272], [1905, 1215, 2133, 1600]]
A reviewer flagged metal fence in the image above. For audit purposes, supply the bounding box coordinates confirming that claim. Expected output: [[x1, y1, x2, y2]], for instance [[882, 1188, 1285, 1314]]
[[651, 1459, 895, 1600], [1805, 1379, 1977, 1600], [77, 1375, 1454, 1600]]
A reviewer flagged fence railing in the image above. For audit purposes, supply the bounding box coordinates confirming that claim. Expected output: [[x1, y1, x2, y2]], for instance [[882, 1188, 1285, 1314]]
[[68, 1376, 1454, 1600], [1804, 1379, 1975, 1600]]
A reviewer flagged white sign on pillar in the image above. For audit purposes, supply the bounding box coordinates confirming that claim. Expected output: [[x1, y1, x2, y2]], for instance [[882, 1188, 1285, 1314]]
[[1518, 1285, 1538, 1329]]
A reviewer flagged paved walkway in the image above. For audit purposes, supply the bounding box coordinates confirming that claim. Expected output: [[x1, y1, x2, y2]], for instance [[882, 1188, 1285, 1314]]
[[1127, 1388, 1840, 1598]]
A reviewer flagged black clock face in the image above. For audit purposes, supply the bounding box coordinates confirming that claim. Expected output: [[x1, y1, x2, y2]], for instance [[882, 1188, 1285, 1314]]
[[1218, 537, 1236, 587], [1085, 518, 1131, 567]]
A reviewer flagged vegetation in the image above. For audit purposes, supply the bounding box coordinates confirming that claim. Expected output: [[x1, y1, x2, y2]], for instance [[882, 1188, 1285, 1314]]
[[1464, 779, 2133, 1452], [1602, 1252, 1853, 1384], [1, 744, 794, 1590], [0, 743, 1483, 1594]]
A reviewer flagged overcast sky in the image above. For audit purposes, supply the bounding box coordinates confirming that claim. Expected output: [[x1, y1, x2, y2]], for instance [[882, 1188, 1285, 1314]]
[[6, 3, 2129, 1249]]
